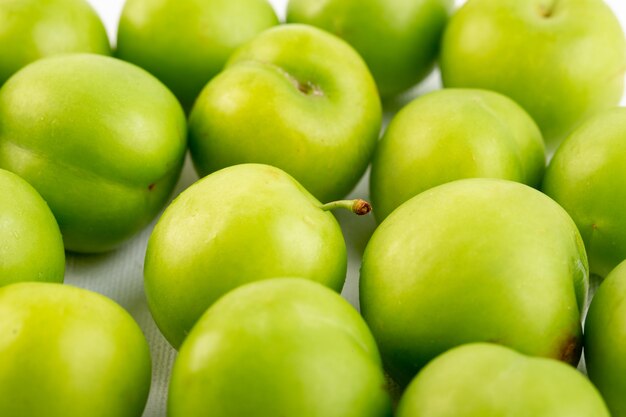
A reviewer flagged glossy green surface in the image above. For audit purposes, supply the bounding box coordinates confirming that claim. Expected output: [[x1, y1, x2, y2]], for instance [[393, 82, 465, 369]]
[[0, 0, 110, 86], [168, 278, 392, 417], [145, 164, 349, 349], [0, 282, 151, 417], [361, 179, 588, 385], [287, 0, 453, 97], [0, 54, 187, 253], [440, 0, 626, 147], [585, 260, 626, 417], [0, 169, 64, 286], [397, 343, 609, 417], [189, 24, 382, 202], [117, 0, 278, 110], [544, 108, 626, 278], [370, 89, 545, 221]]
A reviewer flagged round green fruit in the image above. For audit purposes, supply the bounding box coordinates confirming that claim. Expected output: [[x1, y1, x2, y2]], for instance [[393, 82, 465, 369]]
[[0, 169, 64, 286], [397, 343, 609, 417], [361, 178, 588, 385], [0, 54, 187, 253], [0, 282, 151, 417], [145, 164, 371, 349], [370, 89, 545, 221], [286, 0, 453, 97], [543, 108, 626, 278], [188, 24, 382, 202], [0, 0, 110, 86], [585, 260, 626, 417], [168, 278, 392, 417], [440, 0, 626, 146], [116, 0, 278, 110]]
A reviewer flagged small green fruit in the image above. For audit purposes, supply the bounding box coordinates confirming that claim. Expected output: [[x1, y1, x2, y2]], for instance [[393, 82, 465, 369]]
[[370, 89, 545, 221], [397, 343, 609, 417], [0, 169, 64, 286], [361, 178, 588, 385], [168, 278, 392, 417]]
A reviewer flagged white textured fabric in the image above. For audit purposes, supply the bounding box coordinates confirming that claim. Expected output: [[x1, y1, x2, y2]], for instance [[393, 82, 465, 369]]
[[72, 1, 626, 416]]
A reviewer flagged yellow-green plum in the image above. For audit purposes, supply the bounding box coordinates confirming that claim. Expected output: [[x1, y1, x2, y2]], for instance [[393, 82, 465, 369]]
[[585, 260, 626, 416], [145, 164, 371, 349], [440, 0, 626, 147], [0, 169, 64, 286], [360, 179, 588, 385], [0, 282, 151, 417], [370, 89, 545, 221], [397, 343, 609, 417], [168, 278, 392, 417], [286, 0, 453, 97], [0, 0, 110, 86], [543, 108, 626, 278], [189, 24, 382, 202], [116, 0, 278, 110], [0, 54, 187, 253]]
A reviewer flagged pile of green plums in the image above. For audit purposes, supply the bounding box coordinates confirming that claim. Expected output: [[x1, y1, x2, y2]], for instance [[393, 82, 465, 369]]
[[1, 0, 626, 416]]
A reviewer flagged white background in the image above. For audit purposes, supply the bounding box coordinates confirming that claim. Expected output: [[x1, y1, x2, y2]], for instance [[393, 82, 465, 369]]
[[74, 1, 626, 416]]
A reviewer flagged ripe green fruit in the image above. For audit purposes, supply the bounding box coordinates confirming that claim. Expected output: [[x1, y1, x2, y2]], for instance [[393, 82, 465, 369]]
[[189, 24, 382, 202], [543, 108, 626, 278], [397, 343, 609, 417], [585, 260, 626, 417], [286, 0, 453, 97], [360, 178, 588, 385], [116, 0, 278, 110], [0, 54, 187, 253], [0, 169, 64, 286], [168, 278, 392, 417], [145, 164, 371, 349], [0, 282, 151, 417], [370, 89, 545, 221], [440, 0, 626, 146], [0, 0, 110, 86]]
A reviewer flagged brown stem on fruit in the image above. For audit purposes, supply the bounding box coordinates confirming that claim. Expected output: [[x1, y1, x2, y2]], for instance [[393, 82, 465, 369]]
[[320, 199, 372, 216], [538, 0, 558, 18]]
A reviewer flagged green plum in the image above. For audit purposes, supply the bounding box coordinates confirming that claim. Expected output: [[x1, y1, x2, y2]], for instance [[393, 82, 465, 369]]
[[397, 343, 609, 417], [440, 0, 626, 147], [0, 282, 151, 417], [0, 169, 64, 286], [0, 0, 110, 86], [370, 89, 545, 221], [543, 108, 626, 278], [286, 0, 453, 97], [585, 260, 626, 416], [0, 54, 187, 253], [116, 0, 278, 110], [360, 178, 588, 385], [168, 278, 392, 417], [145, 163, 371, 349], [189, 24, 382, 202]]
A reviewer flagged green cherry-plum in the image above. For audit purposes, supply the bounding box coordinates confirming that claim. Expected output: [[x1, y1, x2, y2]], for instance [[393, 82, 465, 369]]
[[0, 54, 187, 253], [360, 178, 588, 385], [0, 282, 151, 417], [397, 343, 609, 417], [117, 0, 278, 110], [440, 0, 626, 147], [370, 89, 545, 221], [585, 260, 626, 417], [0, 0, 111, 86], [0, 169, 64, 286], [286, 0, 453, 97], [145, 164, 371, 349], [543, 108, 626, 278], [168, 278, 392, 417], [189, 24, 382, 202]]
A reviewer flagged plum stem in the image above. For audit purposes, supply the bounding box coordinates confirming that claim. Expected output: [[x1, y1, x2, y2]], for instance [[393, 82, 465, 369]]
[[320, 199, 372, 216]]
